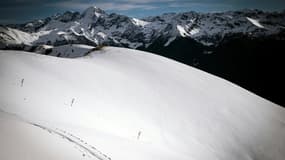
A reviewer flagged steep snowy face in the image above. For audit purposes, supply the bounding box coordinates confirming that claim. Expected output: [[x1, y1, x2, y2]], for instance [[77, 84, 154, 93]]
[[131, 18, 150, 27], [1, 7, 285, 48], [246, 17, 265, 28], [0, 26, 39, 48], [0, 47, 285, 160], [81, 6, 106, 19]]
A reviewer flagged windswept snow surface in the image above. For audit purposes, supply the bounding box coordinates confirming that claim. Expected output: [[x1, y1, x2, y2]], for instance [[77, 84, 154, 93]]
[[0, 46, 285, 160]]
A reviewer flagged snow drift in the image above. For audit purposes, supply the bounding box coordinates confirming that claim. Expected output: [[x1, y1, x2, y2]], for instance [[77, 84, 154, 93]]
[[0, 46, 284, 160]]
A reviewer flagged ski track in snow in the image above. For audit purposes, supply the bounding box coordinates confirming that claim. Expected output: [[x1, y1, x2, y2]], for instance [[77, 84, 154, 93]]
[[30, 123, 111, 160], [1, 47, 285, 160]]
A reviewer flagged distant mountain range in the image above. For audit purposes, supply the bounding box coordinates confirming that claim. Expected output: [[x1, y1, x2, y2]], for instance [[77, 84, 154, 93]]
[[0, 6, 284, 106], [1, 7, 284, 48]]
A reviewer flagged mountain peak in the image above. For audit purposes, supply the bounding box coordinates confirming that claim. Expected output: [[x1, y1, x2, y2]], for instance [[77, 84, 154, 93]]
[[82, 6, 106, 18]]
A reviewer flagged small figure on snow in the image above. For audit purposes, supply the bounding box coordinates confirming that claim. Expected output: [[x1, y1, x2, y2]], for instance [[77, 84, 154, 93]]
[[71, 98, 75, 107], [137, 131, 142, 140], [21, 78, 24, 87]]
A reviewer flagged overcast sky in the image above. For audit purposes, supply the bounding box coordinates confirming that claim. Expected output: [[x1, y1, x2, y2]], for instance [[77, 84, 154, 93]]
[[0, 0, 284, 24]]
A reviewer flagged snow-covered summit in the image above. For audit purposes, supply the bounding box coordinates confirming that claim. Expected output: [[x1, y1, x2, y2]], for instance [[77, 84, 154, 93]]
[[81, 6, 106, 19]]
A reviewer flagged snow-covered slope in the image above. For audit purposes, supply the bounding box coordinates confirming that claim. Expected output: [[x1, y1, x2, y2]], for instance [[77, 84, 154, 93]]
[[0, 111, 105, 160], [0, 46, 285, 160], [0, 26, 53, 49], [0, 26, 38, 48]]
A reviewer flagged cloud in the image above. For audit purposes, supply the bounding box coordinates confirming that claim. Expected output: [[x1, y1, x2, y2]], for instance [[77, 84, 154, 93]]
[[47, 0, 158, 11]]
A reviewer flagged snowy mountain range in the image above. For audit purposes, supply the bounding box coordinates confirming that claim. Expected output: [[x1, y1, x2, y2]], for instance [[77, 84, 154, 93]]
[[1, 6, 285, 106], [1, 6, 285, 49]]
